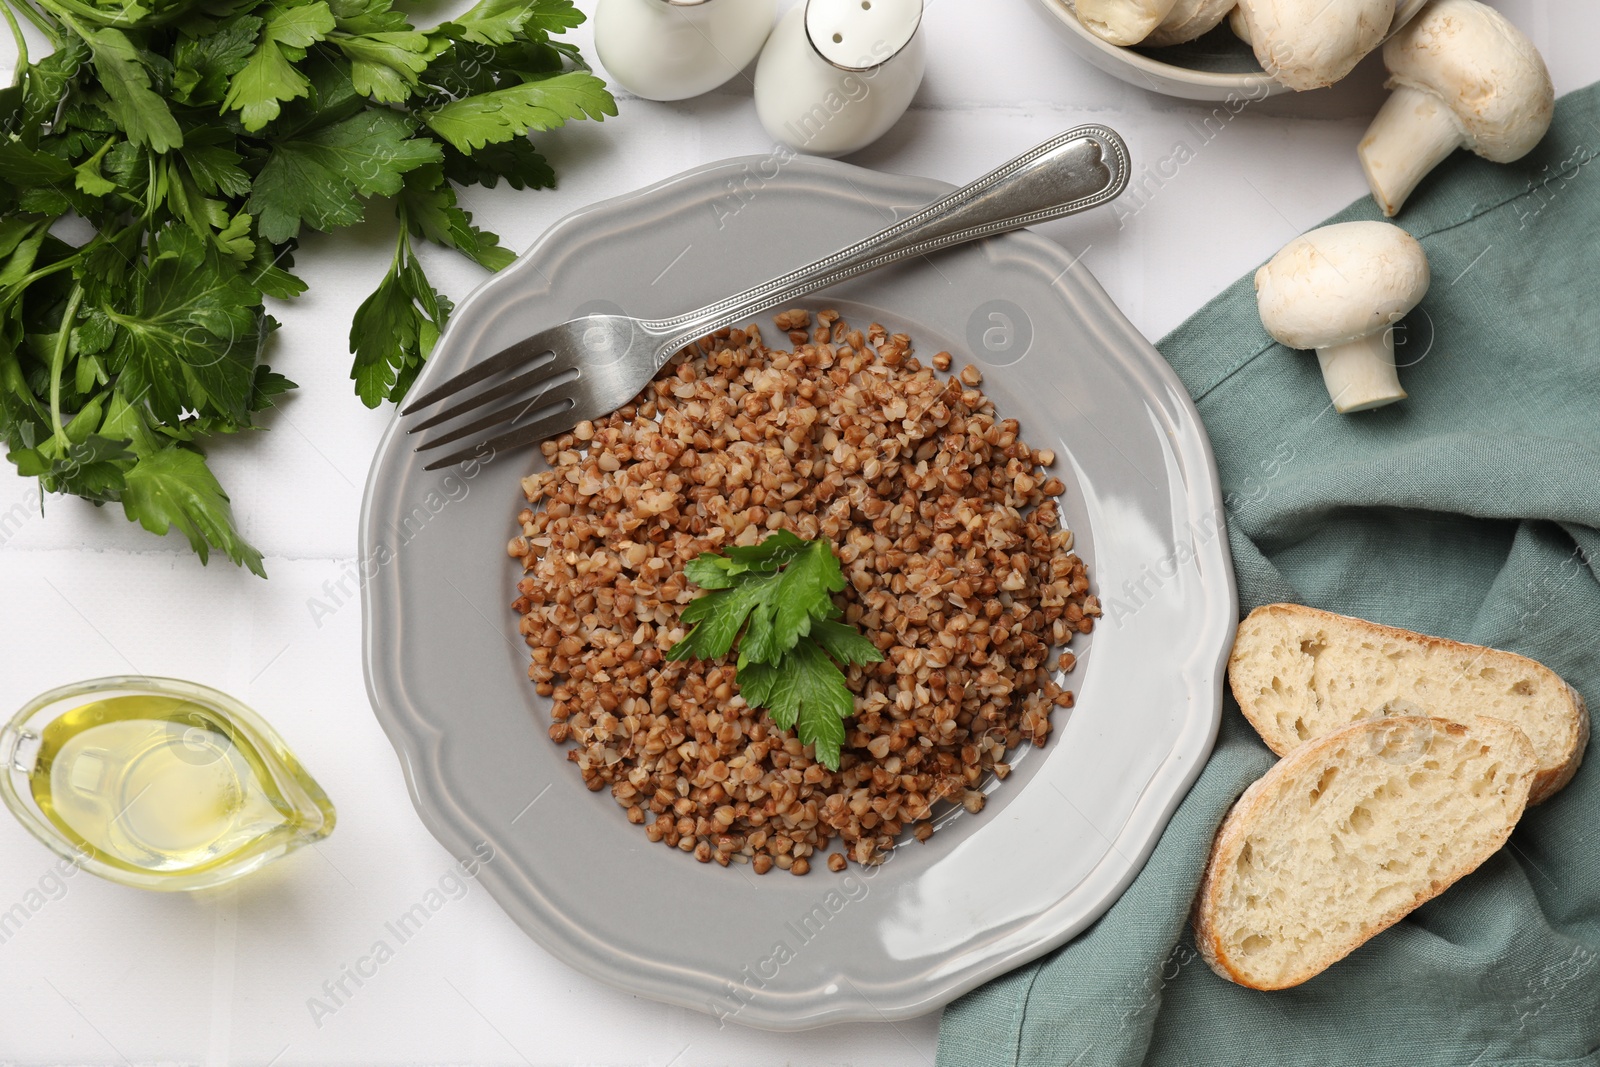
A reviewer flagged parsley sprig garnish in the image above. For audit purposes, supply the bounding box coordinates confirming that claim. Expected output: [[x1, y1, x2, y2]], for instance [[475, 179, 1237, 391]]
[[667, 531, 883, 771], [0, 0, 614, 573]]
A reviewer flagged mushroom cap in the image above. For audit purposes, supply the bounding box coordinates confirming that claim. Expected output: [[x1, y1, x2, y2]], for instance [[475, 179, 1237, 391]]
[[1144, 0, 1235, 47], [1255, 221, 1431, 350], [1073, 0, 1180, 46], [1382, 0, 1554, 162], [1228, 4, 1251, 45], [1237, 0, 1394, 90]]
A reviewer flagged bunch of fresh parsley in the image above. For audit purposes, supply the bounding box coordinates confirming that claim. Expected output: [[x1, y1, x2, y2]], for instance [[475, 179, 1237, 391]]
[[0, 0, 613, 575], [667, 531, 883, 770]]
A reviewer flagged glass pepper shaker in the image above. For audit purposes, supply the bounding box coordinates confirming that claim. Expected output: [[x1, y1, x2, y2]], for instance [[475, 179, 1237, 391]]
[[595, 0, 779, 102], [753, 0, 926, 157]]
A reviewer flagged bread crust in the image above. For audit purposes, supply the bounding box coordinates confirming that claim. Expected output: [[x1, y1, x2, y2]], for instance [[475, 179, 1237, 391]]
[[1192, 715, 1535, 990], [1228, 602, 1588, 804], [1192, 776, 1268, 985], [1540, 682, 1590, 799]]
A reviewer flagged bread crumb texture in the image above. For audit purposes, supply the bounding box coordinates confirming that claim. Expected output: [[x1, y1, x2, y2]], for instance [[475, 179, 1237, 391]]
[[1195, 715, 1535, 989], [1229, 603, 1587, 803]]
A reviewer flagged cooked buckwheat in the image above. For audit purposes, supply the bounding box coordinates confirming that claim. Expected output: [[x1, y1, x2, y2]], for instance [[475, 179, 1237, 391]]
[[510, 311, 1097, 874]]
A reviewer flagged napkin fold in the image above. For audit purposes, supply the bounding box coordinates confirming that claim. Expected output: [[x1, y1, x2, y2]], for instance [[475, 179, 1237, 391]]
[[938, 81, 1600, 1067]]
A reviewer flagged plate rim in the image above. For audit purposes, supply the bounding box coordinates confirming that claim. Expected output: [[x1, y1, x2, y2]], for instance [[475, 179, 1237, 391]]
[[360, 153, 1239, 1029]]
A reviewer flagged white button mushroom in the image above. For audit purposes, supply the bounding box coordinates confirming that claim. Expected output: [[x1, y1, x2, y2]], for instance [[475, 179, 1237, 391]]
[[1232, 0, 1394, 91], [1227, 5, 1251, 45], [1255, 221, 1431, 414], [1073, 0, 1179, 46], [1358, 0, 1554, 217], [1143, 0, 1236, 47]]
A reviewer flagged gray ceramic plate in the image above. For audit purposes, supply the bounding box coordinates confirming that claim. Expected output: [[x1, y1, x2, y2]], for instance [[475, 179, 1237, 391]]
[[360, 154, 1237, 1029]]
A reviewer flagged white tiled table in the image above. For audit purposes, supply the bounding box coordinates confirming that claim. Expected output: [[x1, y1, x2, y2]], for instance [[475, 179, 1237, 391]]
[[1, 2, 1591, 1063]]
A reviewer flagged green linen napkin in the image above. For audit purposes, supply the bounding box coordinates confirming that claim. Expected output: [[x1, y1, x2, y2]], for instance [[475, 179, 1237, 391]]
[[938, 83, 1600, 1067]]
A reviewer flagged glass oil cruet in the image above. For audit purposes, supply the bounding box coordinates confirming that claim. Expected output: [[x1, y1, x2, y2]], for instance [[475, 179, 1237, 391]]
[[0, 676, 335, 891]]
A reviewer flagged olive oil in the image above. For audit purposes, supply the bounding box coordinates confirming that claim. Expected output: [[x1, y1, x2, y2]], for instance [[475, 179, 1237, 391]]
[[2, 681, 334, 890]]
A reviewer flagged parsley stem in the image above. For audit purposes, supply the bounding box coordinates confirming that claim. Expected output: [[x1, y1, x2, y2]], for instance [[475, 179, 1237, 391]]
[[4, 0, 55, 47], [48, 283, 84, 446], [145, 154, 158, 229], [38, 0, 130, 30], [0, 0, 28, 79], [2, 251, 81, 311], [393, 207, 413, 263]]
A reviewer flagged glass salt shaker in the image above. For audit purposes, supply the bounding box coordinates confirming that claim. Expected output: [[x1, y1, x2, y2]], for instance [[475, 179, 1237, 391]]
[[594, 0, 778, 102], [753, 0, 926, 157]]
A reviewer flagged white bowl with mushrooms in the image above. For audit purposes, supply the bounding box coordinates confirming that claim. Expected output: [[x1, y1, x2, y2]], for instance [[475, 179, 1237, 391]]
[[1031, 0, 1428, 101]]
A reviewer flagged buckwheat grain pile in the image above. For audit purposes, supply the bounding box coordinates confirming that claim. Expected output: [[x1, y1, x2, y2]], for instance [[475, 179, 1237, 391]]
[[509, 310, 1098, 874]]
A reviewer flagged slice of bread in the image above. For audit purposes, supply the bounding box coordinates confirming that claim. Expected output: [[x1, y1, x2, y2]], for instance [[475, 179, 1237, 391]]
[[1229, 603, 1588, 804], [1193, 715, 1536, 990]]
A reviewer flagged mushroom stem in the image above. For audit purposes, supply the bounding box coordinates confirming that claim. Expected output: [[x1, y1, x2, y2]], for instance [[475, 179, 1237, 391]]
[[1358, 85, 1465, 217], [1315, 331, 1407, 413]]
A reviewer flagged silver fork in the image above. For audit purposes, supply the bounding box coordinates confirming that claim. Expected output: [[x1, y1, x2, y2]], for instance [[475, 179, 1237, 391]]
[[403, 125, 1130, 470]]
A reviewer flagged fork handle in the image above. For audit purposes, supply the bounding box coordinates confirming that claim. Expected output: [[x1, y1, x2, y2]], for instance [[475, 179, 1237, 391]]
[[642, 124, 1129, 361]]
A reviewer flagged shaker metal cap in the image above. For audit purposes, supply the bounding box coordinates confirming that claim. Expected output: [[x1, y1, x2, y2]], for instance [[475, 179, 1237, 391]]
[[805, 0, 923, 71]]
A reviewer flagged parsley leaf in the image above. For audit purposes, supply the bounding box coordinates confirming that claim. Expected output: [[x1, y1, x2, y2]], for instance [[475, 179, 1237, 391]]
[[349, 228, 450, 406], [172, 14, 262, 107], [439, 137, 555, 191], [0, 143, 75, 185], [222, 0, 337, 130], [245, 241, 309, 300], [398, 164, 513, 270], [339, 32, 436, 102], [121, 445, 266, 577], [683, 528, 808, 587], [669, 531, 841, 662], [808, 618, 884, 667], [179, 129, 253, 199], [15, 40, 86, 145], [250, 364, 296, 410], [435, 0, 583, 47], [74, 140, 117, 196], [328, 0, 443, 104], [523, 0, 587, 34], [738, 538, 846, 664], [668, 533, 881, 769], [105, 226, 263, 427], [246, 109, 441, 242], [671, 579, 769, 661], [9, 431, 134, 503], [420, 70, 614, 153], [77, 26, 184, 152], [737, 643, 854, 771]]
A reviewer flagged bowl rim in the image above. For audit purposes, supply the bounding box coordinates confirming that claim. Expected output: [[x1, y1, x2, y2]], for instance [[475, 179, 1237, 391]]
[[1032, 0, 1431, 97], [1032, 0, 1283, 93]]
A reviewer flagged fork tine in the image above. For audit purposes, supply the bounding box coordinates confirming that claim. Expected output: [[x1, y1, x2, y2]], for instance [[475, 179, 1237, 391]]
[[407, 357, 571, 433], [413, 381, 573, 453], [400, 335, 554, 415], [421, 400, 579, 471]]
